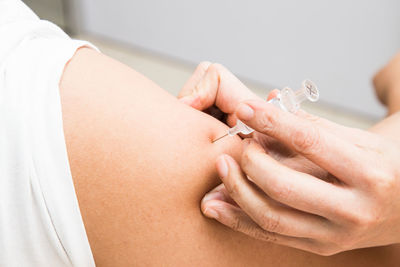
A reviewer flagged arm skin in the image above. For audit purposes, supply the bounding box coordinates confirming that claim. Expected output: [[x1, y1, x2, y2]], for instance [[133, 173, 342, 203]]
[[59, 48, 400, 266]]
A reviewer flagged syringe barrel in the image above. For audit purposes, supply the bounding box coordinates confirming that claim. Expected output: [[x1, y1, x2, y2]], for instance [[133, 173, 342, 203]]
[[272, 79, 319, 113], [294, 87, 307, 104], [278, 87, 299, 113]]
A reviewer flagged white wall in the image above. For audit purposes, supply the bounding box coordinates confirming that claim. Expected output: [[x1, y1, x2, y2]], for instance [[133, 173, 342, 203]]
[[76, 0, 400, 118], [23, 0, 65, 28]]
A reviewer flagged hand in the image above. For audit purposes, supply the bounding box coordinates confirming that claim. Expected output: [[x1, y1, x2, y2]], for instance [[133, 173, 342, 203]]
[[202, 99, 400, 255]]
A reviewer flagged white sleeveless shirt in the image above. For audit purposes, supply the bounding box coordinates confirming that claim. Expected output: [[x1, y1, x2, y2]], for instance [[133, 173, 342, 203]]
[[0, 0, 95, 266]]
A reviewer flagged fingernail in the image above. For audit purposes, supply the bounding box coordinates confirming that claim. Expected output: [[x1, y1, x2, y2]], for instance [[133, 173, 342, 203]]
[[202, 191, 224, 203], [216, 155, 228, 178], [203, 207, 219, 219], [266, 89, 280, 101], [237, 103, 254, 120]]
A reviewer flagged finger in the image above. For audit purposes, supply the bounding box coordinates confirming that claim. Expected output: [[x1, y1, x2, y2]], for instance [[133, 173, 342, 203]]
[[179, 61, 212, 99], [216, 154, 334, 239], [235, 100, 371, 184], [202, 183, 237, 206], [180, 63, 260, 111], [295, 109, 359, 141], [241, 139, 351, 219], [179, 62, 212, 107], [279, 155, 334, 183], [250, 133, 333, 182], [266, 89, 280, 101], [201, 199, 321, 253], [277, 154, 341, 186]]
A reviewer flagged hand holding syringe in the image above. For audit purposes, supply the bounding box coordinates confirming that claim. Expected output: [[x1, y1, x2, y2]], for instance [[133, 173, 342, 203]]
[[212, 79, 319, 142]]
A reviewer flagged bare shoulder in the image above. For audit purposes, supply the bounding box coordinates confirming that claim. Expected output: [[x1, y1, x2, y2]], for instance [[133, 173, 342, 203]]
[[59, 48, 400, 266], [59, 48, 244, 265]]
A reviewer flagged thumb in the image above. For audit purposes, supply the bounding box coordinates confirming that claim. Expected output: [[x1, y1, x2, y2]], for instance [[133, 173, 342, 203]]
[[178, 61, 218, 111], [180, 63, 260, 112], [178, 61, 211, 101]]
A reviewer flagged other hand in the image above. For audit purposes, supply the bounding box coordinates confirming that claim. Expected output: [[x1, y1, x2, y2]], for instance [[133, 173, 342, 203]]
[[202, 99, 400, 255]]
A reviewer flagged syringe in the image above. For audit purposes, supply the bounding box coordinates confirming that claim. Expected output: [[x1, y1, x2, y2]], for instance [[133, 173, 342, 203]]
[[212, 79, 319, 143]]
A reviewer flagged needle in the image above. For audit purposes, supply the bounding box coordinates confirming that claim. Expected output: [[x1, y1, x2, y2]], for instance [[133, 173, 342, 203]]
[[212, 133, 228, 143]]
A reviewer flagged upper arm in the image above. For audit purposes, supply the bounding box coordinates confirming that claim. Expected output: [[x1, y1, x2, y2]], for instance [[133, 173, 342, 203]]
[[60, 48, 400, 267]]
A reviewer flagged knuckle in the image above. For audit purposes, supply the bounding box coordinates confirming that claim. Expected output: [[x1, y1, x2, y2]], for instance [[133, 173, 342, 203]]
[[340, 210, 361, 226], [343, 209, 378, 230], [259, 211, 282, 233], [241, 143, 256, 169], [229, 216, 243, 231], [241, 146, 251, 166], [268, 181, 292, 202], [228, 215, 279, 243], [291, 126, 321, 155], [369, 169, 397, 196], [358, 212, 378, 228], [256, 111, 276, 134], [336, 207, 357, 224], [225, 179, 242, 200], [253, 230, 278, 243]]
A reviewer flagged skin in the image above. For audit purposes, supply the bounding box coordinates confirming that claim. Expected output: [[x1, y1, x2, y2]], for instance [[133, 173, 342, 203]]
[[180, 60, 400, 255], [60, 48, 400, 266], [373, 52, 400, 115]]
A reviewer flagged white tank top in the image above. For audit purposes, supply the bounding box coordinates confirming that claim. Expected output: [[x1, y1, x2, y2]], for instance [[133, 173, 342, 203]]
[[0, 1, 95, 266]]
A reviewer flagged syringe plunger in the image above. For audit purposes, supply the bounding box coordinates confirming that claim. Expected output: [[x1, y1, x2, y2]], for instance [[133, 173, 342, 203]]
[[278, 79, 319, 113]]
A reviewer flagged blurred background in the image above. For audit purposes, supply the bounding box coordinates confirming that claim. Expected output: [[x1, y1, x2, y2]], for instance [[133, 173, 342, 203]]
[[23, 0, 400, 128]]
